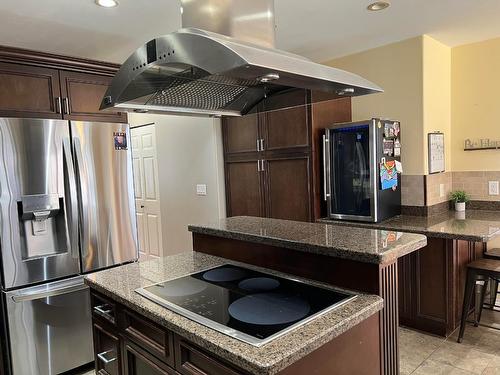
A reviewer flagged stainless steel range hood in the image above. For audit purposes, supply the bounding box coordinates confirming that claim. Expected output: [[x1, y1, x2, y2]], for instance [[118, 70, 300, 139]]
[[101, 1, 383, 117]]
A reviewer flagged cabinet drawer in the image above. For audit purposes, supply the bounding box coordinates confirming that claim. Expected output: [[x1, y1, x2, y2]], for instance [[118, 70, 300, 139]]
[[174, 336, 245, 375], [91, 292, 117, 326], [93, 322, 121, 375], [122, 310, 174, 367], [124, 340, 179, 375]]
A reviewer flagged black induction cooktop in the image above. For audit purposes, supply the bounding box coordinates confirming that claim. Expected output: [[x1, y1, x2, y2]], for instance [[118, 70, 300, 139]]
[[136, 264, 356, 346]]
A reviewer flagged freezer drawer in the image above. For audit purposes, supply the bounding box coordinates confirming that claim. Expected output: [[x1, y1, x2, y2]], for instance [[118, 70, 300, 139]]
[[5, 276, 93, 375]]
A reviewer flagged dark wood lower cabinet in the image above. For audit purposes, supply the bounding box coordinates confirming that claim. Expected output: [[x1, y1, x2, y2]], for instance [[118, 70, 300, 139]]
[[124, 341, 178, 375], [225, 159, 264, 217], [90, 286, 381, 375], [398, 237, 484, 336], [265, 155, 311, 221], [93, 322, 122, 375]]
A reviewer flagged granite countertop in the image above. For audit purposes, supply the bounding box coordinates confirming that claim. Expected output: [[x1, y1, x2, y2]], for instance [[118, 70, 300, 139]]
[[319, 210, 500, 242], [188, 216, 427, 264], [85, 252, 383, 375]]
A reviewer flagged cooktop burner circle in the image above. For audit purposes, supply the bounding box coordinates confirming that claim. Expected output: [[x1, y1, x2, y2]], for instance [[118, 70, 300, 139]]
[[228, 293, 311, 326], [238, 277, 280, 292], [202, 266, 247, 282]]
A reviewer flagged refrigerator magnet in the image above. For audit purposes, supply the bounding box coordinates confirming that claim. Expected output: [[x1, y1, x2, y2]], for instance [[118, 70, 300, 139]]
[[383, 139, 394, 156], [114, 132, 128, 150]]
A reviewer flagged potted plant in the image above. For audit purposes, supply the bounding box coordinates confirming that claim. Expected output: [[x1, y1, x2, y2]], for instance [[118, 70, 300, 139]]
[[450, 190, 470, 212]]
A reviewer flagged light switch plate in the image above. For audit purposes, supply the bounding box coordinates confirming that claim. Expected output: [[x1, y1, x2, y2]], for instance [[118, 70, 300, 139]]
[[196, 184, 207, 196], [489, 181, 499, 196]]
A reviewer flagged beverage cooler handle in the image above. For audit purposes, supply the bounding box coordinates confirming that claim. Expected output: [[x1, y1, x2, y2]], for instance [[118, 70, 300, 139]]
[[73, 138, 90, 262], [63, 138, 79, 259], [322, 134, 331, 201]]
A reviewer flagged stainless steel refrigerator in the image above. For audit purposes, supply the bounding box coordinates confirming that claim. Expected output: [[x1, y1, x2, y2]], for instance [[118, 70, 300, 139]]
[[0, 118, 138, 375]]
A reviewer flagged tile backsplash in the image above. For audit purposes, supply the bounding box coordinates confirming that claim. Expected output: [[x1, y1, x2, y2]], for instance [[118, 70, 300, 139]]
[[401, 171, 500, 209], [452, 171, 500, 202]]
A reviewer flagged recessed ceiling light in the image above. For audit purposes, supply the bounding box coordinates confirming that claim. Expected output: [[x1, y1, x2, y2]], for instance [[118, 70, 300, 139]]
[[367, 1, 390, 11], [95, 0, 118, 8]]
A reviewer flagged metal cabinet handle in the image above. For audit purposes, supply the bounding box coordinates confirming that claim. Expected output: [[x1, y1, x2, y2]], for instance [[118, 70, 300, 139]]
[[256, 139, 260, 152], [323, 135, 331, 201], [257, 160, 261, 172], [260, 139, 265, 151], [97, 350, 117, 364], [55, 97, 62, 114], [93, 304, 113, 315], [63, 97, 70, 115], [261, 159, 265, 171]]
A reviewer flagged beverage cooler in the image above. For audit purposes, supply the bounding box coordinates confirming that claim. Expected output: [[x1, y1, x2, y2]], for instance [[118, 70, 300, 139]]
[[322, 119, 402, 223]]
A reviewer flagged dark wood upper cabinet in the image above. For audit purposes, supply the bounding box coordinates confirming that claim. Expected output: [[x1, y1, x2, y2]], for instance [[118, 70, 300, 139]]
[[225, 160, 264, 217], [264, 156, 311, 221], [59, 70, 127, 123], [264, 105, 309, 152], [0, 45, 126, 123], [223, 113, 259, 154], [222, 90, 352, 222], [0, 62, 61, 119]]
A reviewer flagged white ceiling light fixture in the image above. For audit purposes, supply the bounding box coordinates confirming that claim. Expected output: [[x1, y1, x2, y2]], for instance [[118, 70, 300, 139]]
[[367, 1, 390, 11], [95, 0, 119, 8]]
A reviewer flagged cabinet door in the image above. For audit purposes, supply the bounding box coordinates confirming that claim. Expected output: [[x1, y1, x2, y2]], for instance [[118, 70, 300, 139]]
[[263, 105, 309, 153], [59, 71, 127, 122], [264, 156, 311, 222], [222, 113, 260, 154], [0, 62, 62, 118], [124, 341, 178, 375], [225, 160, 264, 217], [93, 322, 122, 375], [174, 336, 243, 375]]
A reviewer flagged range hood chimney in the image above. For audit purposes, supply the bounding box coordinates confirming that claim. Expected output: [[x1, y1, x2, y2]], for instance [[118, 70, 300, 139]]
[[101, 0, 383, 117]]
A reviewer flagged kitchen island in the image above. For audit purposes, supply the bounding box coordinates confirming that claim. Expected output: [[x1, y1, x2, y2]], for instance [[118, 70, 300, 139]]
[[320, 210, 500, 337], [188, 216, 428, 375], [85, 252, 383, 375]]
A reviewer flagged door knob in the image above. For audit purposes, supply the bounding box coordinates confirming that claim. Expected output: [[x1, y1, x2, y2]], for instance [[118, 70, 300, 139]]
[[140, 205, 144, 208]]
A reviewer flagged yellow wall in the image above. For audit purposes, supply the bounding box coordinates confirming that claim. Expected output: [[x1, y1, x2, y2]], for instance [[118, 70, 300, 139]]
[[423, 36, 452, 172], [325, 37, 426, 175], [451, 37, 500, 171]]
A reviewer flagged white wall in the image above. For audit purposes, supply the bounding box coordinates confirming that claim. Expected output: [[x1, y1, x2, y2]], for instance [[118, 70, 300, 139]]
[[129, 113, 226, 255]]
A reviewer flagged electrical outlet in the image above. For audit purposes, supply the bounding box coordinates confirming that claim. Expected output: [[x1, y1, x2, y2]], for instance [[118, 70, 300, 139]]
[[489, 181, 499, 196], [439, 184, 445, 198], [196, 184, 207, 196]]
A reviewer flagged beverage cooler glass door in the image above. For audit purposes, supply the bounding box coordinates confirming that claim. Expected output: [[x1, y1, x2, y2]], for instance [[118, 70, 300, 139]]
[[326, 121, 376, 221], [0, 118, 80, 289], [71, 121, 138, 273]]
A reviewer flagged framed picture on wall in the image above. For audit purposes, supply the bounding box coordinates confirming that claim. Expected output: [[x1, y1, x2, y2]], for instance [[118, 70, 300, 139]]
[[428, 132, 445, 174]]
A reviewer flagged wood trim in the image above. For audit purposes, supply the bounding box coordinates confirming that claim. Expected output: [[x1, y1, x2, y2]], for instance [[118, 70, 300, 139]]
[[380, 261, 399, 375], [0, 45, 119, 76]]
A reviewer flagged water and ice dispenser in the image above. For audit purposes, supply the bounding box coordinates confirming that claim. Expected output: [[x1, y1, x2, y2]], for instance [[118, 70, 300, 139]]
[[18, 194, 69, 259]]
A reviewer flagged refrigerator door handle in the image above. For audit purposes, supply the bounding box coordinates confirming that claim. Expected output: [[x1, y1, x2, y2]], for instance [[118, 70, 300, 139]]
[[323, 134, 331, 201], [10, 277, 87, 303], [73, 137, 90, 262], [63, 138, 79, 260]]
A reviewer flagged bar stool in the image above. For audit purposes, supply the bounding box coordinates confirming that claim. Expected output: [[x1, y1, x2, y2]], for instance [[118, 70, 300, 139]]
[[457, 258, 500, 343], [484, 248, 500, 308]]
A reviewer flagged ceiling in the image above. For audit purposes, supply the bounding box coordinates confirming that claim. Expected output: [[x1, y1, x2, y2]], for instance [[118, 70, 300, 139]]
[[1, 0, 500, 64]]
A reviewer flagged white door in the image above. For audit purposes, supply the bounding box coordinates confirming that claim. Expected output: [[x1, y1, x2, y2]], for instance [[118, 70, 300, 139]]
[[131, 125, 163, 261]]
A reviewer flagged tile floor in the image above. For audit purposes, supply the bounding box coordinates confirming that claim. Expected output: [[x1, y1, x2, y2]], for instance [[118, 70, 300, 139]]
[[78, 309, 500, 375], [400, 309, 500, 375]]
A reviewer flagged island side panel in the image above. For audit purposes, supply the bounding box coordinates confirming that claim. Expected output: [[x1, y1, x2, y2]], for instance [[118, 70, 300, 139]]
[[278, 313, 381, 375], [397, 238, 485, 337], [192, 232, 400, 375]]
